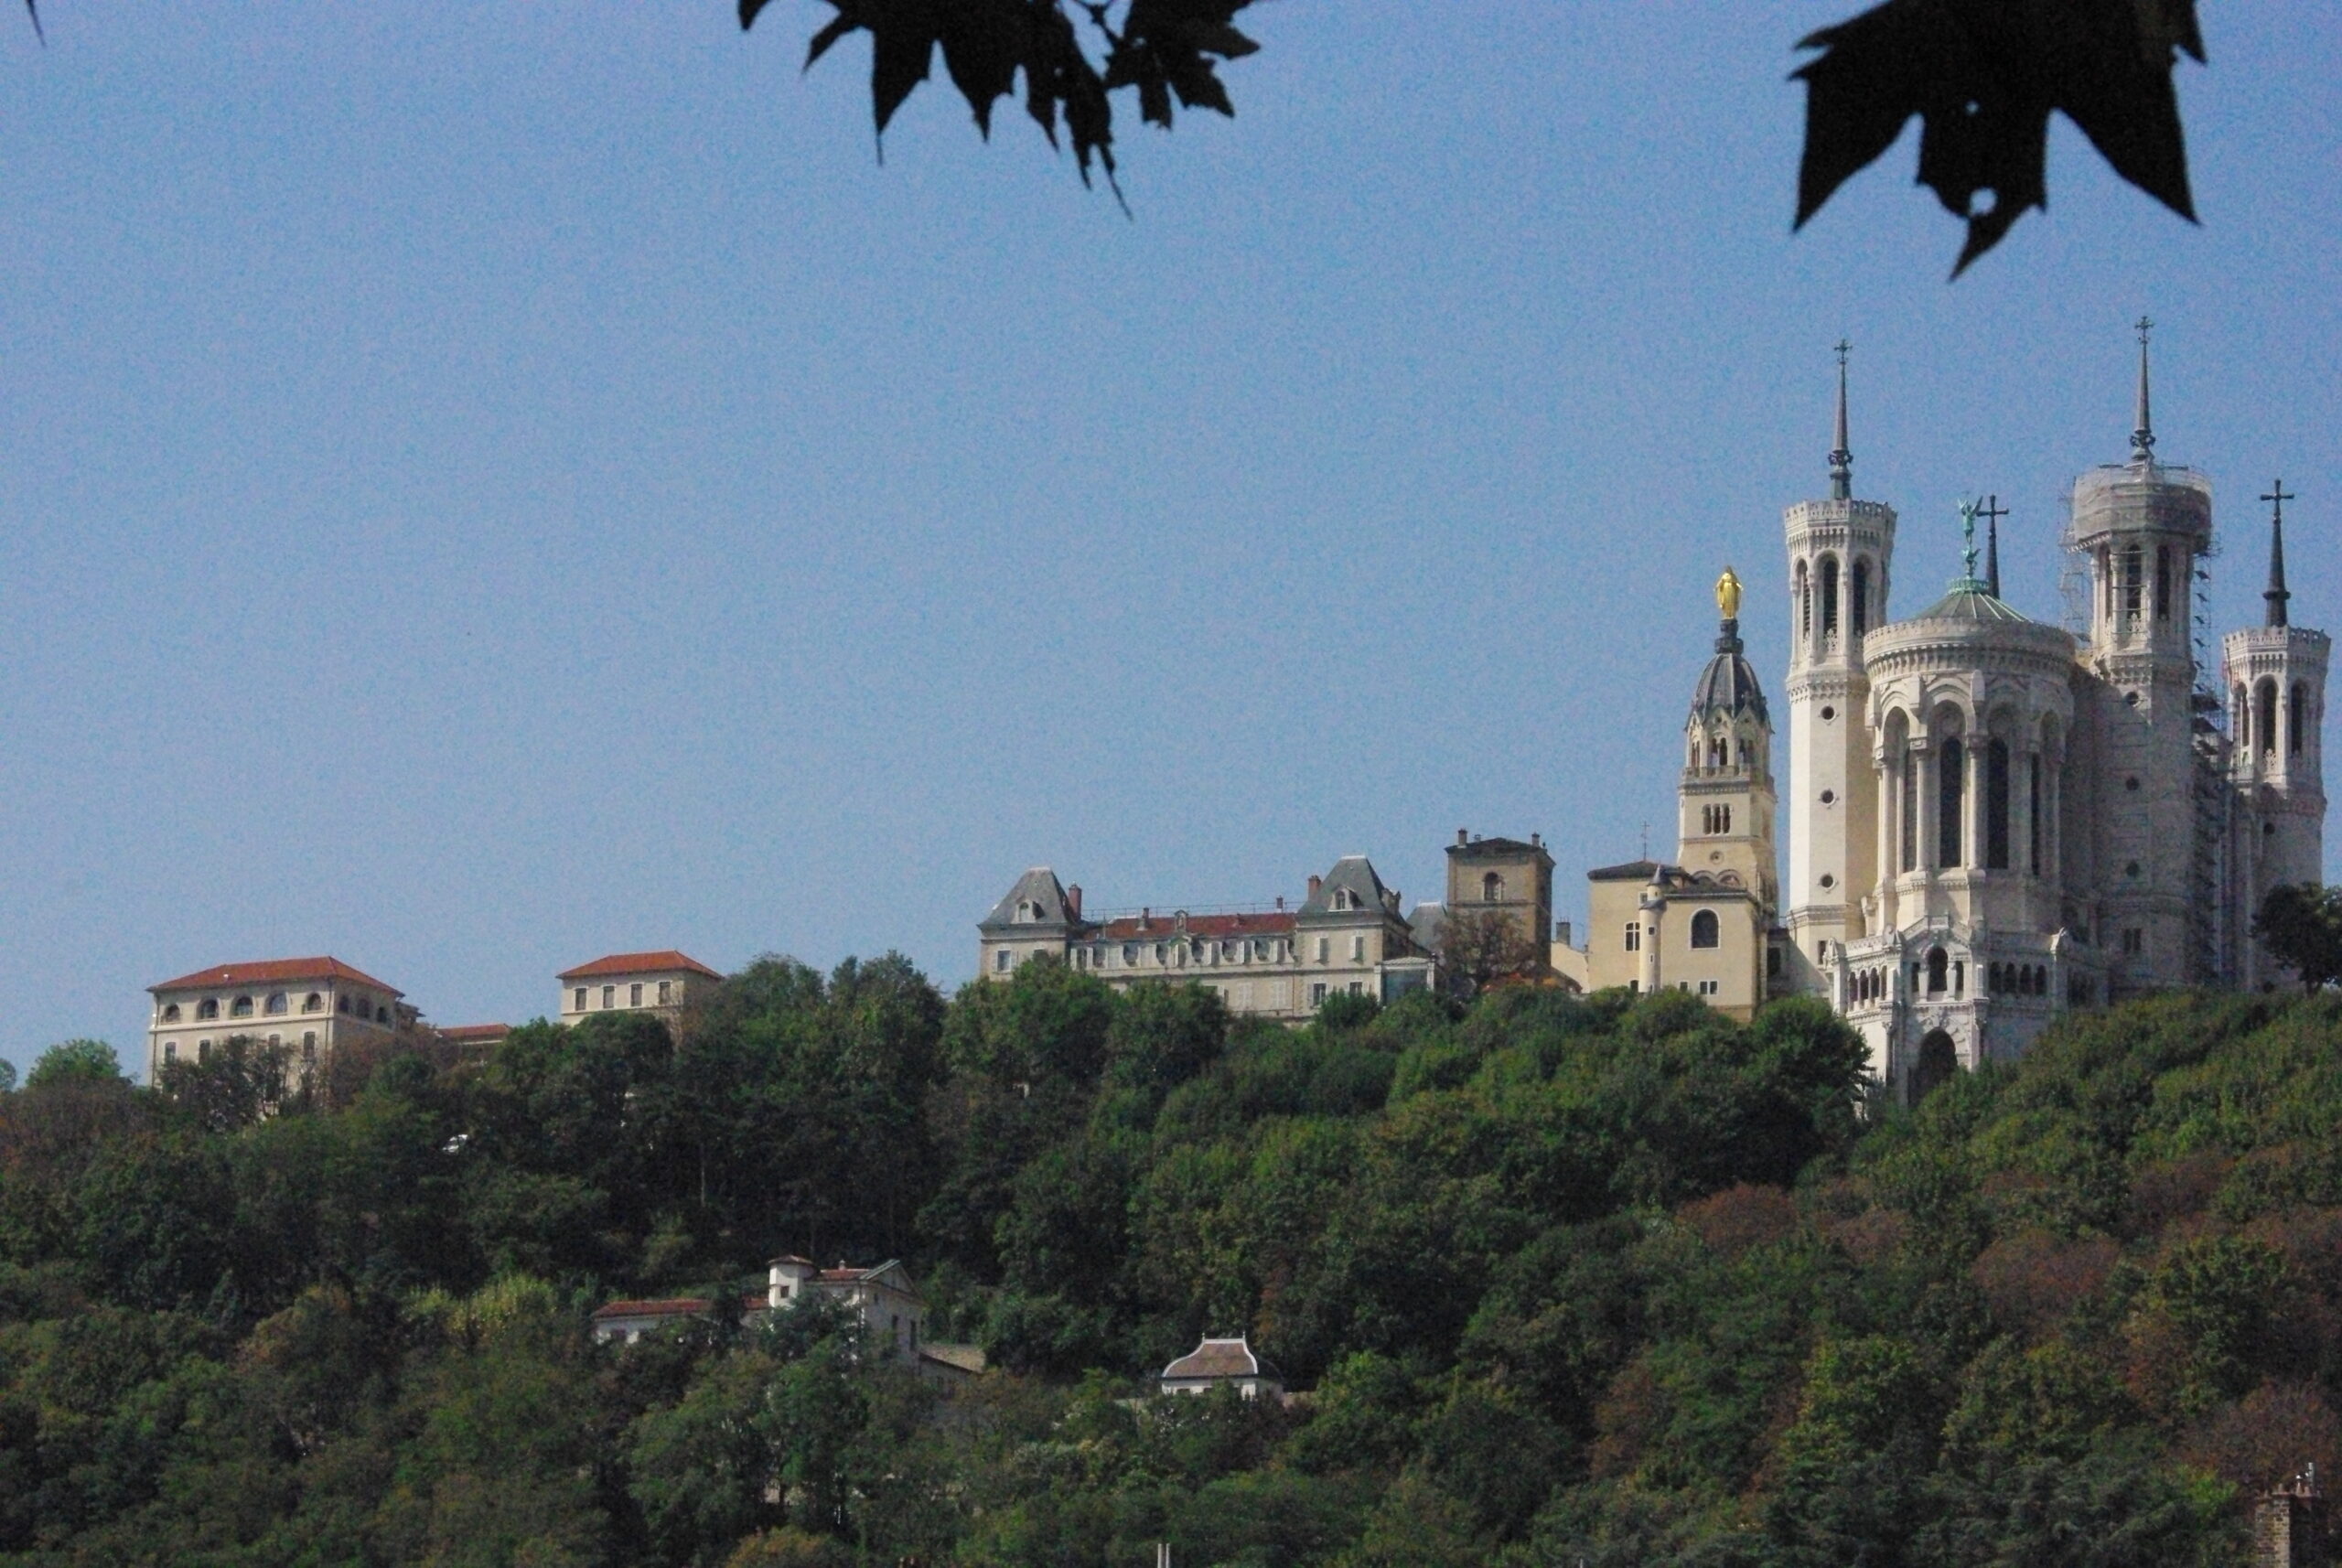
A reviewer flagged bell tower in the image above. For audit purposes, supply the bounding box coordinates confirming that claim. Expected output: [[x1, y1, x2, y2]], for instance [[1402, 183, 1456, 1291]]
[[2224, 478, 2330, 990], [1784, 342, 1896, 984], [1680, 566, 1778, 908], [2071, 319, 2216, 992]]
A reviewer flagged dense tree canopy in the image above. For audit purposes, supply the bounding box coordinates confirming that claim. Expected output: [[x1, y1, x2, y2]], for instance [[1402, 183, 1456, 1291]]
[[4, 960, 2338, 1563]]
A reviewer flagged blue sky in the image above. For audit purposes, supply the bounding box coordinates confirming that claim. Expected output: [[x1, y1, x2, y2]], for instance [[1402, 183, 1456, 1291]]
[[0, 3, 2335, 1074]]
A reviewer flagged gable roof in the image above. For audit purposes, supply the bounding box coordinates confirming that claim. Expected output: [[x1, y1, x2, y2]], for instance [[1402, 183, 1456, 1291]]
[[979, 867, 1080, 930], [558, 950, 723, 982], [1161, 1335, 1282, 1382], [150, 957, 400, 995], [1299, 855, 1395, 918]]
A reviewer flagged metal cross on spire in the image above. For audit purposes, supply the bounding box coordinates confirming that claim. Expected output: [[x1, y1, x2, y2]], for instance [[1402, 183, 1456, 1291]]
[[2131, 316, 2157, 464], [1978, 493, 2008, 597], [2261, 478, 2295, 628], [1828, 338, 1853, 500]]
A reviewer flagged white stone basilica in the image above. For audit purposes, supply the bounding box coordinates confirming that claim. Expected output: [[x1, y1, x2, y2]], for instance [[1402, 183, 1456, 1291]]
[[1765, 330, 2329, 1098]]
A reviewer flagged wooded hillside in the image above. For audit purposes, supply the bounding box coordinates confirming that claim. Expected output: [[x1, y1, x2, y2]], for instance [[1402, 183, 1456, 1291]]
[[5, 962, 2337, 1565]]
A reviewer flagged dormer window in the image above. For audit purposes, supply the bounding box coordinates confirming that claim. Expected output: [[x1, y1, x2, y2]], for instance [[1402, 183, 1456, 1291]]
[[1016, 899, 1037, 922]]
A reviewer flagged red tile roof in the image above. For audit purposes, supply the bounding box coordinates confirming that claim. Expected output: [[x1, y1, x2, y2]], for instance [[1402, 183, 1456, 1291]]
[[591, 1294, 765, 1320], [1161, 1336, 1279, 1381], [1096, 912, 1297, 940], [149, 957, 401, 995], [559, 950, 723, 983]]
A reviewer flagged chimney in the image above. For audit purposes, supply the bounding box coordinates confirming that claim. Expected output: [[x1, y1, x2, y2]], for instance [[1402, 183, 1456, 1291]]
[[1531, 832, 1542, 848], [1067, 884, 1082, 919], [1555, 920, 1572, 947], [1275, 896, 1285, 911], [1456, 828, 1468, 846], [1307, 875, 1323, 900], [1140, 906, 1151, 929]]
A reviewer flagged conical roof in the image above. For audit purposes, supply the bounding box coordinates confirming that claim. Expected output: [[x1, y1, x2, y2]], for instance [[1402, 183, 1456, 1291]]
[[1691, 618, 1768, 725], [1910, 583, 2034, 624]]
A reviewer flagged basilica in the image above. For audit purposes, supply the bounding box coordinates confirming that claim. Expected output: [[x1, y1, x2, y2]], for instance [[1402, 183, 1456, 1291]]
[[1582, 330, 2329, 1099]]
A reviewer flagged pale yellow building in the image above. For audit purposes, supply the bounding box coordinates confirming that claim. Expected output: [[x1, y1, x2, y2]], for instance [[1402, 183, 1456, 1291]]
[[146, 956, 412, 1084], [978, 855, 1435, 1018], [558, 950, 723, 1029]]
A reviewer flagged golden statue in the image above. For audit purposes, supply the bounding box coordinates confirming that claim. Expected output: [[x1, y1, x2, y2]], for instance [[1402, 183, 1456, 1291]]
[[1715, 565, 1743, 620]]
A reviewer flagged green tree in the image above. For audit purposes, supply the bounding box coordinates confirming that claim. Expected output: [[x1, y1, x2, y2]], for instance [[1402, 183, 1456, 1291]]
[[25, 1037, 124, 1090], [2253, 882, 2342, 993]]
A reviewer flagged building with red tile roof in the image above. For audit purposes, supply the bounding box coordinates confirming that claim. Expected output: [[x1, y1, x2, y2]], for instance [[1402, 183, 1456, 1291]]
[[145, 956, 413, 1085], [557, 950, 723, 1032]]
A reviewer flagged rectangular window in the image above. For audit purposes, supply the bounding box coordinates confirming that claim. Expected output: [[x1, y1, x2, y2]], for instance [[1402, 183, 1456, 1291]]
[[994, 950, 1010, 972], [2122, 928, 2144, 955], [629, 983, 643, 1006], [602, 985, 616, 1009], [2028, 754, 2042, 874], [1316, 938, 1329, 963], [1348, 981, 1364, 996], [574, 987, 587, 1011], [1624, 922, 1640, 952], [163, 1041, 177, 1064], [1349, 935, 1365, 962], [658, 981, 671, 1003], [302, 1032, 317, 1062], [1309, 983, 1327, 1004], [1698, 979, 1720, 996], [1900, 752, 1918, 872]]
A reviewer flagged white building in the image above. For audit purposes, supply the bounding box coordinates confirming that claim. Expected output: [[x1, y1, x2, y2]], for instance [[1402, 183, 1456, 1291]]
[[146, 957, 412, 1083], [557, 950, 723, 1029], [1158, 1335, 1284, 1400], [976, 856, 1436, 1018]]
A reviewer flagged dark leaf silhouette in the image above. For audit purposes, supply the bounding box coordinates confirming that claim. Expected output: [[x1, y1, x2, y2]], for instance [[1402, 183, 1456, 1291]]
[[1793, 0, 2203, 274], [743, 0, 1256, 197]]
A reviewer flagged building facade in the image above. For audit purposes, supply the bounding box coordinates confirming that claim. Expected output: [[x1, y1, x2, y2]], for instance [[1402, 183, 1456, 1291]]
[[1583, 333, 2327, 1098], [557, 950, 724, 1030], [146, 957, 413, 1084], [977, 856, 1436, 1018]]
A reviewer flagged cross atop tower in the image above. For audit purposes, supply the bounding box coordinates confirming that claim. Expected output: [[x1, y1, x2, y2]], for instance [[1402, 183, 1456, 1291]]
[[1828, 339, 1853, 500], [1979, 493, 2008, 597], [2262, 478, 2295, 628], [2131, 316, 2157, 464]]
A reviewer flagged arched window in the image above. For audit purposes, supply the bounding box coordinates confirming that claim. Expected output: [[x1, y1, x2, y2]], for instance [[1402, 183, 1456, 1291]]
[[1718, 804, 1731, 834], [1987, 962, 2001, 992], [264, 992, 289, 1015], [1797, 559, 1810, 637], [1709, 736, 1727, 768], [2027, 752, 2043, 875], [230, 995, 254, 1018], [1482, 872, 1504, 903], [2120, 545, 2143, 619], [2154, 545, 2172, 620], [302, 993, 323, 1014], [1821, 555, 1841, 635], [1913, 1030, 1958, 1101], [1927, 948, 1949, 994], [1900, 747, 1918, 872], [2258, 680, 2280, 757], [1851, 558, 1870, 633], [198, 998, 219, 1020], [1985, 739, 2011, 870], [1939, 736, 1965, 867], [2290, 682, 2308, 756], [2234, 685, 2249, 748], [1690, 910, 1720, 949], [161, 1003, 181, 1022]]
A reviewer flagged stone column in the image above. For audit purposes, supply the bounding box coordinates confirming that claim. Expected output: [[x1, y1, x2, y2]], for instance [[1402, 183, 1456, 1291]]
[[1914, 739, 1938, 875], [1875, 746, 1897, 929], [1964, 736, 1987, 875]]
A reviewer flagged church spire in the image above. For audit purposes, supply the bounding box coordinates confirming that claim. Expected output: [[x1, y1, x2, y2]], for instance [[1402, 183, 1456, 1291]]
[[1828, 339, 1853, 499], [2262, 479, 2295, 628], [2131, 316, 2157, 464]]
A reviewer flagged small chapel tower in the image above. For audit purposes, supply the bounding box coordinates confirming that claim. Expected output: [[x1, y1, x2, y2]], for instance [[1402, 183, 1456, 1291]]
[[1679, 566, 1778, 909], [1784, 343, 1896, 985], [2224, 479, 2330, 990]]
